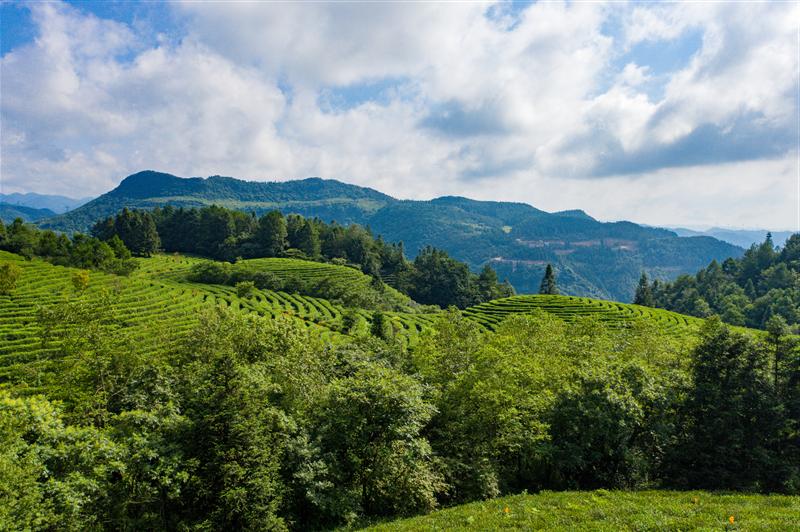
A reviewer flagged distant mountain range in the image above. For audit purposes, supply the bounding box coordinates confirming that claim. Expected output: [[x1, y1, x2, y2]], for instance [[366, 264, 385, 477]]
[[670, 227, 793, 249], [0, 192, 93, 214], [0, 203, 57, 223], [38, 170, 744, 301]]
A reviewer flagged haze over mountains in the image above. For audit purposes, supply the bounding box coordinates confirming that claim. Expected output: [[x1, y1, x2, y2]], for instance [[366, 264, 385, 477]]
[[39, 170, 742, 301]]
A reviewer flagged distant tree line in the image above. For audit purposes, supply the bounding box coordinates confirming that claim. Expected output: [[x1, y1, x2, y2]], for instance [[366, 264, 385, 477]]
[[634, 233, 800, 330], [91, 206, 514, 308], [0, 217, 137, 276]]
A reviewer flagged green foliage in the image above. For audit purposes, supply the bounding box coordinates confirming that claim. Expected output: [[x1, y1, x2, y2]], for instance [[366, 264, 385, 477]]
[[634, 271, 654, 306], [666, 318, 795, 492], [0, 217, 137, 276], [92, 208, 160, 256], [305, 363, 443, 523], [0, 248, 797, 531], [650, 233, 800, 330], [235, 280, 256, 299], [71, 269, 90, 293], [538, 263, 558, 295], [0, 262, 21, 295]]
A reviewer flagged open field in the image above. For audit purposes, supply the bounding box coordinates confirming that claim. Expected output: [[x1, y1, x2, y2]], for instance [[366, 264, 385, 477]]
[[363, 490, 800, 531]]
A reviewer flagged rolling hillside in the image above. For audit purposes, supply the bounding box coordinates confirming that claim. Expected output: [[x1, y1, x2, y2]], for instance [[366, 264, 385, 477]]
[[0, 251, 746, 395], [39, 170, 743, 301], [0, 203, 56, 223]]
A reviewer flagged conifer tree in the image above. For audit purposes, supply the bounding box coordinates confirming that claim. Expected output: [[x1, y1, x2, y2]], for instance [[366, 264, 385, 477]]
[[539, 264, 558, 295], [633, 272, 654, 306]]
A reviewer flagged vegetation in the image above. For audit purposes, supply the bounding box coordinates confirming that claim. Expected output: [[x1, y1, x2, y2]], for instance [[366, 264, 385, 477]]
[[41, 170, 744, 301], [0, 218, 137, 276], [364, 490, 800, 531], [538, 263, 558, 294], [92, 205, 512, 309], [642, 233, 800, 330], [1, 242, 797, 530]]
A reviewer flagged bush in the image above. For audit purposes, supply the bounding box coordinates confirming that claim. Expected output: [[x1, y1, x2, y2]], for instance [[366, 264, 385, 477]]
[[236, 281, 256, 299], [0, 262, 21, 295], [187, 261, 232, 284]]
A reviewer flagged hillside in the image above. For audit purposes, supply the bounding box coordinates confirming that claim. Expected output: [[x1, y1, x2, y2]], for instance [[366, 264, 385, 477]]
[[1, 250, 796, 530], [0, 203, 56, 223], [39, 171, 744, 301], [364, 490, 799, 531], [0, 252, 716, 392]]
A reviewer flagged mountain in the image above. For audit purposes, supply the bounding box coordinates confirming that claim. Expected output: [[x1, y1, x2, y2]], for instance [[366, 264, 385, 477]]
[[671, 227, 794, 249], [39, 170, 744, 301], [0, 192, 92, 214], [0, 203, 57, 223]]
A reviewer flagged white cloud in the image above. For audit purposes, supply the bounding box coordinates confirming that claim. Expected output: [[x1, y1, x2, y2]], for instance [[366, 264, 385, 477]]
[[0, 0, 797, 230]]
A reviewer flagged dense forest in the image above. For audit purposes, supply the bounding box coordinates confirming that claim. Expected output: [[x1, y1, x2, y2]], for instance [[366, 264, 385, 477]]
[[91, 206, 514, 309], [636, 233, 800, 330], [2, 297, 798, 530]]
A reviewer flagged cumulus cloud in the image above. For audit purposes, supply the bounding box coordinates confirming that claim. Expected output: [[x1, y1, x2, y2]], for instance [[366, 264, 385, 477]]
[[0, 0, 797, 229]]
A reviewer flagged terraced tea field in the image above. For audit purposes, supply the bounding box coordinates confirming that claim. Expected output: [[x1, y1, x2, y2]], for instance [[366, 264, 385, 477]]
[[463, 294, 704, 335], [0, 252, 738, 395], [0, 252, 440, 392]]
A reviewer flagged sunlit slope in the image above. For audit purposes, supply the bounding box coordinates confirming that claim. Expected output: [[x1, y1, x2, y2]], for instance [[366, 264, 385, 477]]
[[363, 490, 799, 531], [463, 294, 704, 335], [0, 252, 436, 391]]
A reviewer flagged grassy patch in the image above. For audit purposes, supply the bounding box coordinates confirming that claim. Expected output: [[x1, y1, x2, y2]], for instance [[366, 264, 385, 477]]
[[362, 490, 800, 531]]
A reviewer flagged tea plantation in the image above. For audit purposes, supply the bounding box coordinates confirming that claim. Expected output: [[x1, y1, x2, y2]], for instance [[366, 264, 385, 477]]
[[0, 250, 748, 394]]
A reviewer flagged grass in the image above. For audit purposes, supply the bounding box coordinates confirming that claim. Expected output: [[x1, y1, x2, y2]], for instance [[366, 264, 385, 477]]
[[362, 490, 800, 531]]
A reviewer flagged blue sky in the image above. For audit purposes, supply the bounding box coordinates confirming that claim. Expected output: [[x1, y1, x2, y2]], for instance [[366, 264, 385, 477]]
[[1, 0, 798, 230]]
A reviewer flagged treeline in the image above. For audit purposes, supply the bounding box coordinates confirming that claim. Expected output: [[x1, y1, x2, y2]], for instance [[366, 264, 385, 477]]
[[92, 206, 513, 308], [0, 217, 137, 275], [3, 301, 798, 530], [635, 233, 800, 329]]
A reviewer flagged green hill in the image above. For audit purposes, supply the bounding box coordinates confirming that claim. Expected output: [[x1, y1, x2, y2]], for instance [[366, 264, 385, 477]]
[[38, 171, 743, 301], [0, 203, 56, 223], [0, 252, 729, 393], [363, 490, 799, 531]]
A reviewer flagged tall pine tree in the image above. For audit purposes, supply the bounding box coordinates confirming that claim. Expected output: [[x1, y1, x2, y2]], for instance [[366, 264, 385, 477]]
[[539, 264, 558, 295]]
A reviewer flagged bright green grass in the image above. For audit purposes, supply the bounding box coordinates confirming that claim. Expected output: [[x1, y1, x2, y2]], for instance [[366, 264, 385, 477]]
[[363, 490, 800, 531]]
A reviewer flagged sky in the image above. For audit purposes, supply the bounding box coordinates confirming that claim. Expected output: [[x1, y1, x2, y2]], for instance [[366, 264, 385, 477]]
[[1, 0, 798, 230]]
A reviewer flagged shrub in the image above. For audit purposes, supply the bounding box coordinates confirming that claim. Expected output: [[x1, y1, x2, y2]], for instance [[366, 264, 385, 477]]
[[0, 262, 21, 295], [236, 281, 256, 299], [71, 270, 90, 293], [187, 261, 232, 284]]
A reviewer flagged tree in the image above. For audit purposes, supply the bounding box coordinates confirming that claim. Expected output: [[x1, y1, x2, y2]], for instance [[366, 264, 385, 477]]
[[668, 318, 786, 491], [255, 211, 287, 257], [295, 220, 321, 259], [0, 262, 21, 295], [633, 272, 654, 306], [308, 363, 443, 521], [539, 264, 558, 295]]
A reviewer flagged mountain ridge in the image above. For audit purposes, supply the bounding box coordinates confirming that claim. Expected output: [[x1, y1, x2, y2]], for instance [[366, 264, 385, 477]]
[[38, 171, 743, 301]]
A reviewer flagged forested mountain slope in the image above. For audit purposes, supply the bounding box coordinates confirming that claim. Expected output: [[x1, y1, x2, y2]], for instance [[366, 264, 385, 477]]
[[40, 171, 743, 300]]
